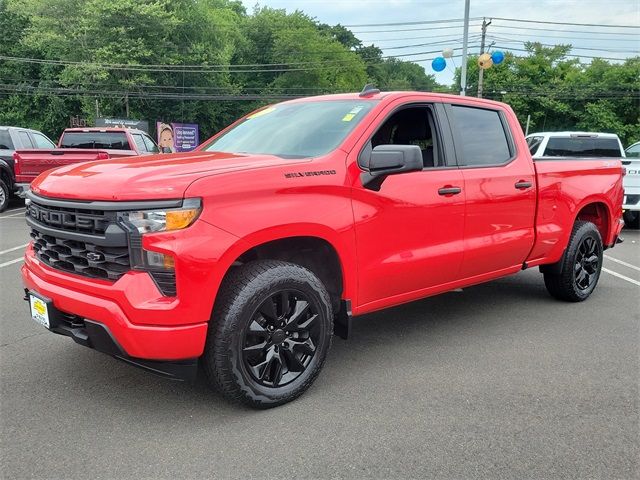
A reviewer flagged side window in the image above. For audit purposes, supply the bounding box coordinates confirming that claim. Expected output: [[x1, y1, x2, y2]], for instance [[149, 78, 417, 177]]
[[142, 134, 159, 153], [131, 133, 148, 153], [450, 105, 512, 166], [526, 136, 543, 155], [31, 133, 56, 149], [0, 130, 14, 150], [18, 131, 34, 148], [365, 105, 442, 168]]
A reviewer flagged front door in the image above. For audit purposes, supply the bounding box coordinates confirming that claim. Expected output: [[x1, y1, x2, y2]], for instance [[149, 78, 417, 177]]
[[350, 102, 466, 310]]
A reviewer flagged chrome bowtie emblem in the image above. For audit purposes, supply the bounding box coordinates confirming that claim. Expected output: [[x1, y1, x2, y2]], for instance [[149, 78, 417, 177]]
[[86, 252, 103, 262]]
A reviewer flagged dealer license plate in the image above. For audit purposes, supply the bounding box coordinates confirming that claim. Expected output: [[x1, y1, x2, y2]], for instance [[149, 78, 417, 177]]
[[29, 294, 50, 329]]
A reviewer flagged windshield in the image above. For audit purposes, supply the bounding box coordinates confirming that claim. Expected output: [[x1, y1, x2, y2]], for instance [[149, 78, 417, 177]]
[[203, 100, 377, 158]]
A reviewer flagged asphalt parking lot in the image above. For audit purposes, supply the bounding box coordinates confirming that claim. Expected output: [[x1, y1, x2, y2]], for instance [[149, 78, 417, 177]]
[[1, 197, 638, 479]]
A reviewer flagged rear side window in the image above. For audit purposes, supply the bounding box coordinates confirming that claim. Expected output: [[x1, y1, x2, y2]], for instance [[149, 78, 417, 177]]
[[627, 143, 640, 158], [527, 136, 543, 155], [543, 137, 621, 157], [450, 106, 511, 166], [131, 133, 147, 152], [0, 130, 13, 150], [60, 132, 130, 150], [142, 135, 159, 153], [18, 131, 34, 148], [32, 133, 56, 149]]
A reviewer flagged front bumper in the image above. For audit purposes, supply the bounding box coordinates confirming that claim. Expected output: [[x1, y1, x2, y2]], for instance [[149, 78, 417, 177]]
[[22, 246, 209, 362]]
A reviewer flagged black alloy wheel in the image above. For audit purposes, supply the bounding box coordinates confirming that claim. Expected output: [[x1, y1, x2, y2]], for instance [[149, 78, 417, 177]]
[[203, 260, 333, 408], [573, 236, 600, 291], [543, 220, 603, 302], [242, 290, 320, 388]]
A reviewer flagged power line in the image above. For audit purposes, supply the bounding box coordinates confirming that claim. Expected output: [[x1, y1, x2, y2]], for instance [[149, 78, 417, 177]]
[[487, 35, 640, 54], [491, 45, 633, 61], [490, 24, 640, 37], [342, 17, 482, 27], [491, 17, 640, 29], [488, 28, 640, 42], [351, 24, 482, 34]]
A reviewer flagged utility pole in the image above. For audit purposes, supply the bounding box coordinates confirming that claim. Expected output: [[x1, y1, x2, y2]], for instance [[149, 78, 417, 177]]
[[477, 17, 491, 98], [460, 0, 470, 96]]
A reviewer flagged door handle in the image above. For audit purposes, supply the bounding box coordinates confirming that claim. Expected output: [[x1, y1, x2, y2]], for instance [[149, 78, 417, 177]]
[[515, 180, 532, 190], [438, 186, 462, 196]]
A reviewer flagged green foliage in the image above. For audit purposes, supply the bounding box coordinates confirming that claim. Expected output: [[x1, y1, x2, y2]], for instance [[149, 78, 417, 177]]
[[455, 44, 640, 144], [1, 2, 637, 146]]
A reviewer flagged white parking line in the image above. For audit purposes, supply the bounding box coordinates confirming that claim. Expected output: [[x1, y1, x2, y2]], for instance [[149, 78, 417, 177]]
[[605, 255, 640, 272], [0, 243, 28, 255], [603, 268, 640, 287], [0, 211, 26, 218], [0, 257, 23, 268]]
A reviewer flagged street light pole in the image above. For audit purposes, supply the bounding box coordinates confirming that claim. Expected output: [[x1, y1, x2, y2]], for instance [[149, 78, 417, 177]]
[[460, 0, 470, 96]]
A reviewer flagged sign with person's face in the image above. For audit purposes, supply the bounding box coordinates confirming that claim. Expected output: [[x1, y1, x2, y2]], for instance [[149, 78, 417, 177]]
[[156, 122, 199, 153]]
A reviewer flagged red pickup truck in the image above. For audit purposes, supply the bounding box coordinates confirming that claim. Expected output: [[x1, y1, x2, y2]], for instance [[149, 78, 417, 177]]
[[14, 127, 159, 194], [21, 90, 624, 408]]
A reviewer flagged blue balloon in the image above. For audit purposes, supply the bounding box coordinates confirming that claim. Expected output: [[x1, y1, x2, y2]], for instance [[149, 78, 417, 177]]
[[431, 57, 446, 72], [491, 50, 505, 65]]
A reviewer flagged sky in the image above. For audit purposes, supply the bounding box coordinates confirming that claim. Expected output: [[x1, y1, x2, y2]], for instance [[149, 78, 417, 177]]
[[240, 0, 640, 86]]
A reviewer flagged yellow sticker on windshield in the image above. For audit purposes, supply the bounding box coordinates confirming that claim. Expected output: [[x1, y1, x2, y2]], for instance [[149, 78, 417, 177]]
[[342, 113, 356, 122], [247, 107, 276, 119]]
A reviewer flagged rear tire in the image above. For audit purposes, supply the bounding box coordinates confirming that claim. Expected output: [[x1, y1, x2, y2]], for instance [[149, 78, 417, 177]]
[[203, 260, 333, 408], [0, 179, 9, 213], [543, 221, 603, 302], [623, 210, 639, 229]]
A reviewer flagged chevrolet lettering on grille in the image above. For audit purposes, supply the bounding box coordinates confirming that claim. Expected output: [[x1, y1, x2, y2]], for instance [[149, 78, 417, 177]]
[[28, 204, 99, 230]]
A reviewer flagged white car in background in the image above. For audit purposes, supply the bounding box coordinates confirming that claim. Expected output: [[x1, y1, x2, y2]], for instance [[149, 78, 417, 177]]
[[623, 141, 640, 228], [526, 131, 637, 228]]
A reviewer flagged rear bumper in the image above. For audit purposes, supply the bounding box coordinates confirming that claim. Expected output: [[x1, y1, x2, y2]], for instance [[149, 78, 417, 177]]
[[21, 246, 209, 361]]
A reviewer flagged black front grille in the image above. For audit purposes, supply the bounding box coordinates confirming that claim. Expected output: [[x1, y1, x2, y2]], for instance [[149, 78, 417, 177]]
[[26, 202, 114, 235], [31, 229, 130, 281]]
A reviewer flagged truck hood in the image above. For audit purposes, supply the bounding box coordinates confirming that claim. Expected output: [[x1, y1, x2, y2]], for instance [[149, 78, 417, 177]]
[[31, 151, 302, 201]]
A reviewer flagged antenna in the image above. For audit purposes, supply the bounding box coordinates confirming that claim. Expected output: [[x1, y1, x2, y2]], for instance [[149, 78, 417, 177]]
[[359, 84, 380, 97]]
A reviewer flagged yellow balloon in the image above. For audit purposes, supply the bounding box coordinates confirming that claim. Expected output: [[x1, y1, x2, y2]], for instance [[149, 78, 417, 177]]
[[478, 53, 493, 70]]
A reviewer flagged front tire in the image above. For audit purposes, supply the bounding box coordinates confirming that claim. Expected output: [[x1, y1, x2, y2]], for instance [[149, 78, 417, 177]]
[[543, 220, 603, 302], [204, 260, 333, 408], [0, 179, 9, 213]]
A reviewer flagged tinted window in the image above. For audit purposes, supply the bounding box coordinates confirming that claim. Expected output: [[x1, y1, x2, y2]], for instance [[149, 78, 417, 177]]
[[132, 133, 147, 152], [60, 132, 130, 150], [527, 136, 543, 155], [626, 143, 640, 158], [0, 130, 13, 150], [142, 134, 159, 153], [543, 137, 621, 157], [32, 132, 56, 149], [451, 106, 511, 166], [18, 131, 34, 148], [204, 100, 377, 158]]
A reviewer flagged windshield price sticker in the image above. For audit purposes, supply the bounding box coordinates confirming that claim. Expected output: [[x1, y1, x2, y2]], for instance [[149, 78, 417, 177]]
[[342, 105, 365, 122]]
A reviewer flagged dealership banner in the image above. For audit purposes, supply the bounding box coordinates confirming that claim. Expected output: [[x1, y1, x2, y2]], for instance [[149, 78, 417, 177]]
[[156, 122, 199, 153], [96, 118, 149, 133]]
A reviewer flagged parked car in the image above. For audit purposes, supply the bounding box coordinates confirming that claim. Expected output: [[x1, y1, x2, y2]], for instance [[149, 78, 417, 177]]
[[22, 90, 624, 408], [623, 141, 640, 227], [13, 127, 159, 197], [526, 131, 625, 158], [0, 126, 56, 212]]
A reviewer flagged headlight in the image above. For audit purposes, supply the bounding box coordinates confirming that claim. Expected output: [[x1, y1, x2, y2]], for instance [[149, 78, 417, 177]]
[[120, 198, 201, 234]]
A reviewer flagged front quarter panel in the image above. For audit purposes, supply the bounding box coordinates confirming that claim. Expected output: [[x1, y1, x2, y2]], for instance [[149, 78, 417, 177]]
[[184, 153, 358, 303]]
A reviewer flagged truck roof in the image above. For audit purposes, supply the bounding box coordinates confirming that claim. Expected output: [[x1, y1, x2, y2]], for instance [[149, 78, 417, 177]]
[[527, 131, 621, 139], [281, 91, 511, 109]]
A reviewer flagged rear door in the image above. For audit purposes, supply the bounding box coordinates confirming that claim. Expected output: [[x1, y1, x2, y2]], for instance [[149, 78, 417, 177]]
[[351, 99, 466, 309], [446, 103, 537, 278]]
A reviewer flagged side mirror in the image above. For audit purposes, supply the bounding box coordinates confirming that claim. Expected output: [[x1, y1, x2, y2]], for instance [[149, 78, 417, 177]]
[[361, 144, 423, 191]]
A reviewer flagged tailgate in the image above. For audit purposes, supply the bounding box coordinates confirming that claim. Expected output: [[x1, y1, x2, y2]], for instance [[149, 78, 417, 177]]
[[14, 149, 109, 183]]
